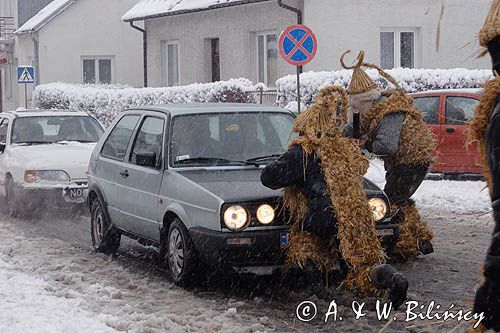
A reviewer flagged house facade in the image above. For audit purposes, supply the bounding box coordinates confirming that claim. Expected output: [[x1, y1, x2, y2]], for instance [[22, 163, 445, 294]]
[[123, 0, 303, 88], [1, 0, 143, 112], [304, 0, 490, 72], [123, 0, 491, 89]]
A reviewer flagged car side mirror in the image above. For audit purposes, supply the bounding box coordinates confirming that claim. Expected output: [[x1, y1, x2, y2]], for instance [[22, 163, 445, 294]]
[[136, 151, 157, 168], [0, 143, 6, 153]]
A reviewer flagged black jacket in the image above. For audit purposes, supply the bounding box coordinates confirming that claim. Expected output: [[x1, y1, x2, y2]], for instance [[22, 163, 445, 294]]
[[485, 101, 500, 284], [260, 144, 337, 237]]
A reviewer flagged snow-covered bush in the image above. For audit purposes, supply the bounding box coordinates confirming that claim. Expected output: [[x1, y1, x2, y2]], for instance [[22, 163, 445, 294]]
[[33, 79, 263, 126], [276, 68, 493, 108]]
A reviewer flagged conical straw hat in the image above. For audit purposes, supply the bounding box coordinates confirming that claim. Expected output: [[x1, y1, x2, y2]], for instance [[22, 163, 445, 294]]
[[480, 0, 500, 47], [340, 50, 377, 95]]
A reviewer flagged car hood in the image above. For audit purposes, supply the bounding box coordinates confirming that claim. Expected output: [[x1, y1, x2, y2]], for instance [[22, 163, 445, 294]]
[[178, 168, 282, 203], [177, 168, 385, 203], [9, 142, 96, 179]]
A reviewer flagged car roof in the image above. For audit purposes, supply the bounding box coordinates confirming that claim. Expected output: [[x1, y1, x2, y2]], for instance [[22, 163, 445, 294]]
[[4, 109, 90, 118], [127, 103, 292, 116], [410, 88, 483, 95]]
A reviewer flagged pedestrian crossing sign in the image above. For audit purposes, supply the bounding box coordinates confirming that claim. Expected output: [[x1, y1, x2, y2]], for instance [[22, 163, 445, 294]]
[[17, 66, 35, 84]]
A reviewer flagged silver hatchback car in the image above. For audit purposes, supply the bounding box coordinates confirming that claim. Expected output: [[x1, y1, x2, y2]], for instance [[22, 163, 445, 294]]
[[88, 104, 400, 286]]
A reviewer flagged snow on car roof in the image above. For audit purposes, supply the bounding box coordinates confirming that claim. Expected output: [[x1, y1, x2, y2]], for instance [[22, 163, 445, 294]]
[[15, 0, 75, 34], [122, 0, 270, 22], [7, 109, 90, 117], [133, 103, 292, 116], [410, 88, 483, 95]]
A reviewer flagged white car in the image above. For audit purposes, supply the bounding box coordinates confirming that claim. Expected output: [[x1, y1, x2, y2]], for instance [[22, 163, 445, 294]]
[[0, 109, 104, 217]]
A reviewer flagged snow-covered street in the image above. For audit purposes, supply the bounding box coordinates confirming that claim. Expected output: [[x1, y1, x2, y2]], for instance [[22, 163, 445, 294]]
[[0, 165, 494, 333]]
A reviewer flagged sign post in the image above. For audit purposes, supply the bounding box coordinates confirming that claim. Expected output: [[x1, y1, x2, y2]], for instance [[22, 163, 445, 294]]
[[279, 24, 317, 113], [17, 65, 35, 109]]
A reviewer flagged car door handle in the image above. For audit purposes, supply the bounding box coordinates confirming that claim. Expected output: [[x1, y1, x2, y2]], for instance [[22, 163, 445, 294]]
[[445, 128, 455, 134], [120, 170, 129, 178]]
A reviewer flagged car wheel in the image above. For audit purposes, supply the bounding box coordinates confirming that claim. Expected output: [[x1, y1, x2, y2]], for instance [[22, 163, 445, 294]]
[[90, 197, 121, 255], [6, 179, 21, 218], [165, 218, 200, 286]]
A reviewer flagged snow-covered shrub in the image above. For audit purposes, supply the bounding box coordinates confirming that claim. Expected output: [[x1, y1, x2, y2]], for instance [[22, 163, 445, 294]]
[[276, 68, 493, 109], [33, 79, 262, 126]]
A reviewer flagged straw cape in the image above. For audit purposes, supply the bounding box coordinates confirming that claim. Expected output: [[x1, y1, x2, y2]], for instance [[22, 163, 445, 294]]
[[470, 0, 500, 193], [282, 86, 385, 295], [479, 0, 500, 48], [340, 50, 435, 257]]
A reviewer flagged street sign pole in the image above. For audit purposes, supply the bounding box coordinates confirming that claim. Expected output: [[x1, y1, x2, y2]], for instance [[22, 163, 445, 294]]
[[296, 66, 301, 113], [17, 65, 35, 109], [279, 24, 317, 114]]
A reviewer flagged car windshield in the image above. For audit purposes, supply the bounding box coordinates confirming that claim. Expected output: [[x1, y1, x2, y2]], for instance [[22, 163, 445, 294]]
[[11, 115, 104, 145], [170, 112, 295, 167]]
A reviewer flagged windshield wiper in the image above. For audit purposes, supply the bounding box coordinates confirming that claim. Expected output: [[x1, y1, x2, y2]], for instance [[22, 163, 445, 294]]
[[15, 141, 52, 145], [246, 154, 283, 163], [56, 140, 95, 144], [175, 157, 259, 167]]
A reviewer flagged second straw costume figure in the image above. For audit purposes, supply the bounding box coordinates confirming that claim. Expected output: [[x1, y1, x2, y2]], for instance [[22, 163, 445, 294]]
[[266, 51, 437, 298]]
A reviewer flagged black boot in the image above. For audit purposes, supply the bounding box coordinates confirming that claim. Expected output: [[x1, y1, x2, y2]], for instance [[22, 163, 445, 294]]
[[304, 260, 335, 299], [370, 264, 409, 309], [418, 240, 434, 255]]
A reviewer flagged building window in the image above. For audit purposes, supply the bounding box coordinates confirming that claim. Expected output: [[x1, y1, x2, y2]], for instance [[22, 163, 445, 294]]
[[210, 38, 220, 82], [380, 28, 419, 69], [82, 57, 114, 84], [257, 32, 278, 87], [163, 41, 180, 87]]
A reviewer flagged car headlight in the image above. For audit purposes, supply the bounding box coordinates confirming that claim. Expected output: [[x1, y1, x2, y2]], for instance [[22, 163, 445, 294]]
[[24, 170, 70, 184], [368, 197, 388, 222], [256, 204, 275, 224], [223, 205, 249, 231]]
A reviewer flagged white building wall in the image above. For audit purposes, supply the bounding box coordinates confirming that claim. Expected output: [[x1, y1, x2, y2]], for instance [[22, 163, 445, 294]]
[[35, 0, 142, 86], [303, 0, 491, 71], [1, 0, 19, 112], [145, 1, 302, 87], [12, 0, 143, 108]]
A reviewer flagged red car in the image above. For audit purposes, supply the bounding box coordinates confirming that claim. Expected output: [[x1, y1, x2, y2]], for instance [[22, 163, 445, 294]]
[[410, 89, 482, 175]]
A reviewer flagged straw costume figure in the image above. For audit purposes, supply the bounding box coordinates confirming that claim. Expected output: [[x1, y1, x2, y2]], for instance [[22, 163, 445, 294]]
[[260, 86, 409, 306], [468, 1, 500, 331], [341, 50, 435, 260]]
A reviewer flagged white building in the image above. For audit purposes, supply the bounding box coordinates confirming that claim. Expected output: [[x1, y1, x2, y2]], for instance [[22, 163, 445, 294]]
[[1, 0, 143, 112], [122, 0, 303, 88], [122, 0, 491, 89]]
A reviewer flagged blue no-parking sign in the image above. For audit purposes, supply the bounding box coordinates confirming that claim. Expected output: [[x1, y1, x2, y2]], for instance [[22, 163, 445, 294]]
[[279, 24, 317, 66], [17, 66, 35, 84]]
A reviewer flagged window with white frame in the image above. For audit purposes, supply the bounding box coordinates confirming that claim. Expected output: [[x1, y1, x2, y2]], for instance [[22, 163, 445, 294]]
[[257, 32, 278, 87], [82, 57, 114, 84], [380, 28, 420, 69], [164, 41, 180, 87]]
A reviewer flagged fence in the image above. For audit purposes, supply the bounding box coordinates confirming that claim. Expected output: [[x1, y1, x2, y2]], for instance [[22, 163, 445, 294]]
[[248, 88, 278, 106]]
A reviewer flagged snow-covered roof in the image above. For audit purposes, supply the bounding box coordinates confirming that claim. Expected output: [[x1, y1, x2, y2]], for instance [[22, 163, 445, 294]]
[[15, 0, 76, 35], [122, 0, 270, 22]]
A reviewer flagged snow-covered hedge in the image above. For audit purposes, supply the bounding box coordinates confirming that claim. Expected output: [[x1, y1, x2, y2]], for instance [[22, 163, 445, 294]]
[[33, 79, 263, 126], [276, 68, 493, 109]]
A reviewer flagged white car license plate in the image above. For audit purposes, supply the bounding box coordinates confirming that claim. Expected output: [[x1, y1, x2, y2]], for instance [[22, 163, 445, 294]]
[[64, 188, 87, 203]]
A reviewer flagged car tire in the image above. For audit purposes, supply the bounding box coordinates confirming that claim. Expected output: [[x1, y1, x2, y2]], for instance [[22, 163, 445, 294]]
[[90, 197, 121, 255], [5, 179, 21, 218], [164, 218, 201, 286]]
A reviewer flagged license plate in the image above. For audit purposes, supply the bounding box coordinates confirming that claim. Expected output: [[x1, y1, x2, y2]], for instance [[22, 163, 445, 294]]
[[69, 188, 85, 198], [280, 232, 289, 248], [376, 228, 394, 236], [64, 187, 87, 203]]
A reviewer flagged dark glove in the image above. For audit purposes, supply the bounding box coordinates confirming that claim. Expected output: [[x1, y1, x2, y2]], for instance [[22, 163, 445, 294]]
[[473, 279, 500, 331]]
